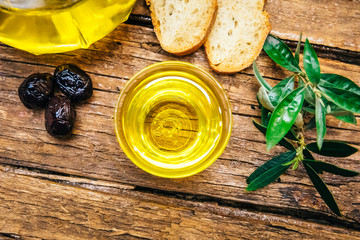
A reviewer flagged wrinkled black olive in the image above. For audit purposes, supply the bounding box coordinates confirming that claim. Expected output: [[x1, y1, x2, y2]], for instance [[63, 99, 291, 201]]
[[18, 73, 54, 109], [54, 64, 93, 103], [45, 95, 76, 137]]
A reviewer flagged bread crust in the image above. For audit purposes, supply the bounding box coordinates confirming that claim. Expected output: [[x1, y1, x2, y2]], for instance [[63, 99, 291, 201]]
[[147, 0, 218, 56], [204, 2, 271, 74]]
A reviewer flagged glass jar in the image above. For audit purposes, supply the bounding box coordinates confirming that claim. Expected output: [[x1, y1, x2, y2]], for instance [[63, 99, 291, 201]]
[[0, 0, 136, 54]]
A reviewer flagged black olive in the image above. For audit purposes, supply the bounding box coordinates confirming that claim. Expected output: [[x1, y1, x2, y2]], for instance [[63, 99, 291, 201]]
[[54, 64, 93, 103], [18, 73, 54, 109], [45, 95, 76, 137]]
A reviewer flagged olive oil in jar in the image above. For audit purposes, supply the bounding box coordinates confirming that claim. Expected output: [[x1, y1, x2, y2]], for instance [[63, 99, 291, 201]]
[[0, 0, 136, 54]]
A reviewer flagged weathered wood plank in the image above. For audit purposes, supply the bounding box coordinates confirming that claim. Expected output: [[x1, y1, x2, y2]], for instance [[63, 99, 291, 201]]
[[0, 165, 359, 239], [0, 19, 359, 224], [131, 0, 360, 52], [0, 67, 359, 224]]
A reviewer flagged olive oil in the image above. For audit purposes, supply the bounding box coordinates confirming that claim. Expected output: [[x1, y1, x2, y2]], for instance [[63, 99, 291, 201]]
[[144, 101, 199, 152], [115, 62, 232, 178], [0, 0, 136, 54], [123, 71, 224, 163]]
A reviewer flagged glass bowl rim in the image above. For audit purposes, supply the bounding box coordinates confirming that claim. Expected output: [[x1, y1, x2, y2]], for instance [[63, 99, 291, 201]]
[[114, 61, 233, 178]]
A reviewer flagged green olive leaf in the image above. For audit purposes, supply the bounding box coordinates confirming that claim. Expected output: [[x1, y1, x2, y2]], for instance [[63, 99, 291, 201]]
[[263, 35, 302, 73], [318, 85, 360, 114], [303, 162, 341, 216], [306, 140, 358, 157], [333, 113, 357, 125], [319, 73, 360, 96], [295, 33, 303, 64], [303, 149, 315, 160], [323, 98, 350, 115], [247, 151, 296, 184], [252, 120, 295, 151], [268, 75, 295, 106], [261, 107, 271, 127], [303, 149, 323, 174], [245, 165, 290, 191], [253, 61, 272, 91], [318, 74, 360, 112], [303, 160, 359, 177], [257, 95, 271, 126], [319, 98, 357, 124], [257, 86, 274, 111], [315, 96, 326, 150], [246, 164, 291, 191], [266, 87, 305, 150], [303, 39, 321, 85]]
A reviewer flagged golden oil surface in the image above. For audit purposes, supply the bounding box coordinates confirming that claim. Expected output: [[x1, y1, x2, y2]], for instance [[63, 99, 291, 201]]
[[0, 0, 136, 54], [116, 64, 232, 178], [144, 101, 198, 152]]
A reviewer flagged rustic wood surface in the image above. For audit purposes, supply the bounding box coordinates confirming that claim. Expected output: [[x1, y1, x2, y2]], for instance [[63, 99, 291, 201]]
[[0, 0, 360, 239]]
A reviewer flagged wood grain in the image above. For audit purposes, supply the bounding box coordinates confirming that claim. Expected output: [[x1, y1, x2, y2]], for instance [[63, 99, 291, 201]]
[[0, 165, 359, 239], [132, 0, 360, 52]]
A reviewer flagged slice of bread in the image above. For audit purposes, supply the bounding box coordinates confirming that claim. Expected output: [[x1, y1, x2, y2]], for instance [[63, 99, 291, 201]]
[[205, 0, 271, 73], [146, 0, 217, 56]]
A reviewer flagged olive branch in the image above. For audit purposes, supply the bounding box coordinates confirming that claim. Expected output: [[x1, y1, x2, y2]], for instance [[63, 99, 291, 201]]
[[249, 34, 359, 216]]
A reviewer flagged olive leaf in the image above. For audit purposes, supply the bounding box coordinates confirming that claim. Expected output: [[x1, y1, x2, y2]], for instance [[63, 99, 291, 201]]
[[257, 96, 271, 126], [247, 151, 296, 184], [303, 162, 341, 216], [324, 98, 351, 116], [268, 75, 295, 106], [294, 33, 303, 64], [257, 86, 274, 111], [263, 35, 302, 73], [303, 149, 314, 160], [315, 96, 326, 149], [318, 73, 360, 113], [250, 32, 360, 217], [334, 112, 357, 125], [306, 141, 358, 157], [261, 106, 271, 126], [319, 73, 360, 96], [252, 120, 295, 151], [303, 149, 323, 174], [266, 87, 305, 150], [246, 165, 291, 191], [253, 61, 272, 91], [303, 160, 359, 177], [319, 98, 357, 124], [303, 39, 321, 85], [318, 85, 360, 114]]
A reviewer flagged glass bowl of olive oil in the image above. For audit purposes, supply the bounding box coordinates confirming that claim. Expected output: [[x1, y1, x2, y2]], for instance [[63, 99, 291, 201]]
[[114, 61, 232, 178], [0, 0, 136, 54]]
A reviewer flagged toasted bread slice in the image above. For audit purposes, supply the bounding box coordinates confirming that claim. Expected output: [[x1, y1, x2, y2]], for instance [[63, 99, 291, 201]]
[[146, 0, 217, 56], [205, 0, 271, 73]]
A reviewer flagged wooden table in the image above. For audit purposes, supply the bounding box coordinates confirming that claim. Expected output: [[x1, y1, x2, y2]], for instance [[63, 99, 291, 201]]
[[1, 0, 359, 239]]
